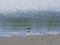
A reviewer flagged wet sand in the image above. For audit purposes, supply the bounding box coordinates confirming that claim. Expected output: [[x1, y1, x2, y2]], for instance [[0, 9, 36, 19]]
[[0, 35, 60, 45]]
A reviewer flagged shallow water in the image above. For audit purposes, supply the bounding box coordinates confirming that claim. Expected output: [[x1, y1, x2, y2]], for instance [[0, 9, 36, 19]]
[[0, 20, 60, 36]]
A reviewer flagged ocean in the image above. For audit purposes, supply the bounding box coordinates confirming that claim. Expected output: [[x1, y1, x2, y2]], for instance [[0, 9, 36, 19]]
[[0, 10, 60, 36], [0, 21, 60, 36]]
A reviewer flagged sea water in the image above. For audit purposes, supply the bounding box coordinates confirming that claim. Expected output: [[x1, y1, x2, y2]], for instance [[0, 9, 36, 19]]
[[0, 20, 60, 36], [0, 10, 60, 36]]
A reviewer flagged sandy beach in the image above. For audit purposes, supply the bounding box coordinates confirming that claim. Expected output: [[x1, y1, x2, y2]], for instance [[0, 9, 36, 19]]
[[0, 35, 60, 45]]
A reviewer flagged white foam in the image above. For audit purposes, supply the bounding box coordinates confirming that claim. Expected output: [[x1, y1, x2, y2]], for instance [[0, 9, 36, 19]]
[[26, 32, 60, 36], [0, 32, 60, 37], [0, 32, 21, 37]]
